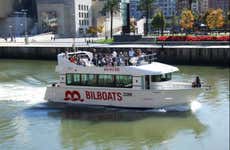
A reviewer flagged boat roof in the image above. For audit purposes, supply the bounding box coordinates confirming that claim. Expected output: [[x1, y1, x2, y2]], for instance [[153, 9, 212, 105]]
[[130, 62, 179, 75]]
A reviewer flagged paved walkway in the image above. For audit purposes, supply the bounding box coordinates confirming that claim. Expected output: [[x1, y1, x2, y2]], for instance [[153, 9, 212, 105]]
[[0, 35, 229, 49]]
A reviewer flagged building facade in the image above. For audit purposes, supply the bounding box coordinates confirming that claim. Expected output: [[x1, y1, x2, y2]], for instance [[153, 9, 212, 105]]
[[91, 0, 106, 27], [154, 0, 176, 19], [199, 0, 209, 14], [91, 0, 123, 37], [209, 0, 229, 14], [176, 0, 229, 15], [74, 0, 92, 37], [129, 0, 143, 20], [176, 0, 211, 15], [191, 1, 199, 13], [36, 0, 92, 37], [176, 0, 189, 16]]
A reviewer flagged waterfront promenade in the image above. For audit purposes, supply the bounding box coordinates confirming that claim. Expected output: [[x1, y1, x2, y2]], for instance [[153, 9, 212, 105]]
[[0, 37, 229, 49], [0, 34, 229, 66]]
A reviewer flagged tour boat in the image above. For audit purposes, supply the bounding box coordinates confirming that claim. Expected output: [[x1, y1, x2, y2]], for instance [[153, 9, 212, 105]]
[[45, 51, 202, 109]]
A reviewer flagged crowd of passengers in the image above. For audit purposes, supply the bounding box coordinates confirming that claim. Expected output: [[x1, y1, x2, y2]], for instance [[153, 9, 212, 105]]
[[68, 48, 152, 66]]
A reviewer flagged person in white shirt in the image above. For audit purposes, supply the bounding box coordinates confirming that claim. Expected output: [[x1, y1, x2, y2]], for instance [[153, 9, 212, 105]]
[[129, 48, 135, 58]]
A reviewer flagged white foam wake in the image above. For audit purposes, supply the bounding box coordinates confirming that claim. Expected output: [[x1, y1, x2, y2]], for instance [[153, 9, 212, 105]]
[[0, 84, 46, 105], [190, 101, 202, 113]]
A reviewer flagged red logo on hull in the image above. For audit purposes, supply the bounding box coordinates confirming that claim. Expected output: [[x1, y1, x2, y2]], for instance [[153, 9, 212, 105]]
[[64, 90, 84, 102], [64, 90, 123, 102]]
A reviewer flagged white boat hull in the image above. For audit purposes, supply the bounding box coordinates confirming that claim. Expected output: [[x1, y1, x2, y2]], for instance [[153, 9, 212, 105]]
[[45, 86, 201, 109]]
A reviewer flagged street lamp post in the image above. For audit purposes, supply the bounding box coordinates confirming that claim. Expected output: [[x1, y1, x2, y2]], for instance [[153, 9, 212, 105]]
[[104, 18, 106, 39], [21, 9, 28, 44], [9, 25, 13, 42], [72, 13, 76, 51], [104, 17, 108, 40]]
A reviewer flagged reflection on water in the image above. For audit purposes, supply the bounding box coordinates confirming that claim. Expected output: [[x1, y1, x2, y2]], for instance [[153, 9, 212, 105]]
[[46, 106, 206, 150], [0, 101, 25, 146]]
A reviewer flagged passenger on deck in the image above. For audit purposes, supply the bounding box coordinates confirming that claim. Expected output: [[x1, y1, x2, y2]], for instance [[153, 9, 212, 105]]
[[115, 54, 121, 66], [136, 49, 142, 57], [69, 55, 76, 63], [192, 76, 201, 88], [119, 52, 125, 66], [111, 51, 117, 66], [136, 49, 144, 65], [97, 53, 103, 66], [128, 48, 135, 65], [129, 48, 135, 58], [102, 56, 107, 66], [124, 51, 129, 66], [92, 53, 98, 66], [107, 54, 113, 66]]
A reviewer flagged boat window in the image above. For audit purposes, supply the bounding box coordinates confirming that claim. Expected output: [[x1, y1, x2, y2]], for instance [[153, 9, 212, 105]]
[[66, 74, 81, 85], [145, 75, 150, 89], [98, 74, 115, 87], [87, 74, 97, 86], [73, 74, 81, 85], [66, 74, 73, 85], [151, 73, 172, 82], [81, 74, 88, 85], [66, 73, 132, 88], [116, 75, 133, 88]]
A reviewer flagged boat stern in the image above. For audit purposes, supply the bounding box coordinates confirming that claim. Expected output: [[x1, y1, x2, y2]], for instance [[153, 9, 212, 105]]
[[44, 86, 55, 102]]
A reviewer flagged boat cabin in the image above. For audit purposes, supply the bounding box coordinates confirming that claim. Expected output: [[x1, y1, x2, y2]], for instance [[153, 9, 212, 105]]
[[56, 51, 179, 90], [64, 72, 174, 90]]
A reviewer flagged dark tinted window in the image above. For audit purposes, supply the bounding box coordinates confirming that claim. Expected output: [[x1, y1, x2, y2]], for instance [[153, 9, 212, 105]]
[[151, 73, 172, 82], [66, 74, 132, 88]]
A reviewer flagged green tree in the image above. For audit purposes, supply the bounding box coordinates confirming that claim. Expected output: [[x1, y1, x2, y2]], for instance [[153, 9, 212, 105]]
[[206, 9, 224, 30], [101, 0, 120, 38], [97, 25, 104, 34], [151, 11, 165, 35], [203, 9, 213, 24], [87, 26, 97, 36], [180, 9, 195, 32], [225, 11, 230, 30], [138, 0, 155, 35], [228, 11, 230, 21]]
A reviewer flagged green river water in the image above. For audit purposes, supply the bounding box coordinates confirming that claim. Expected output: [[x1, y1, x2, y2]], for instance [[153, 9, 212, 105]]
[[0, 59, 229, 150]]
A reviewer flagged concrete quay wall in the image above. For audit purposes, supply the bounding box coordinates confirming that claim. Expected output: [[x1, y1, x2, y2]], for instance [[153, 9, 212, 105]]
[[157, 48, 230, 66], [0, 46, 229, 66]]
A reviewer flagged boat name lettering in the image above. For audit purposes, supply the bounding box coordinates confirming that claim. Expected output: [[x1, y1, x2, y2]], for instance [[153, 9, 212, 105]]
[[85, 91, 122, 101], [123, 92, 132, 96], [64, 90, 123, 102], [104, 67, 120, 72]]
